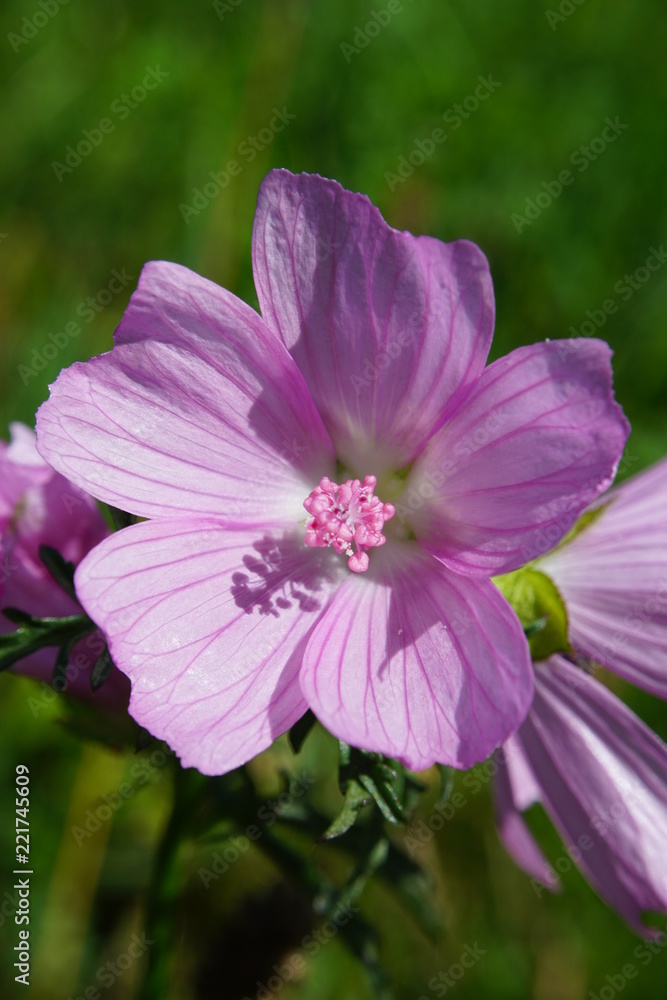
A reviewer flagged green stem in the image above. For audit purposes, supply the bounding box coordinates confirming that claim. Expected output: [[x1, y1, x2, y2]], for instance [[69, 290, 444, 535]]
[[140, 764, 203, 1000]]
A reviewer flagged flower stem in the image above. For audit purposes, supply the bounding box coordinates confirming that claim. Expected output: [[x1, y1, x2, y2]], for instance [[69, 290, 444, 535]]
[[140, 763, 202, 1000]]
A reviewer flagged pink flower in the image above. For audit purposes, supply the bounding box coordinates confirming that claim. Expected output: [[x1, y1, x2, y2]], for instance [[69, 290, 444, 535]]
[[1, 422, 130, 710], [494, 460, 667, 935], [536, 457, 667, 697], [495, 656, 667, 938], [36, 170, 628, 774]]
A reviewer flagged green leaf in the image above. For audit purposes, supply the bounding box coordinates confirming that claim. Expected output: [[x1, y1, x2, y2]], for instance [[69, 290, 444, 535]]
[[91, 646, 115, 692], [322, 741, 421, 838], [2, 607, 35, 626], [359, 773, 405, 824], [52, 639, 78, 688], [493, 567, 570, 660], [39, 545, 76, 599], [436, 764, 454, 810], [320, 778, 371, 840], [0, 611, 93, 672]]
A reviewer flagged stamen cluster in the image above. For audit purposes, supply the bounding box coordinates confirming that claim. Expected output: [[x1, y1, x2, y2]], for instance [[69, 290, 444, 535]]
[[303, 475, 395, 572]]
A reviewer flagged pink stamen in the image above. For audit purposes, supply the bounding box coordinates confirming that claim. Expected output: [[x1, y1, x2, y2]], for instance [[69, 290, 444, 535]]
[[303, 475, 395, 573]]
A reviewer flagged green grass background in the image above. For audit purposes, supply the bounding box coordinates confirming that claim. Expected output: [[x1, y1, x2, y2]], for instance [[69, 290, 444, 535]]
[[1, 1, 666, 998]]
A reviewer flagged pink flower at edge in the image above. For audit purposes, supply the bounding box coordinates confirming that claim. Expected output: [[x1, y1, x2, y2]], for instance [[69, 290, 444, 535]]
[[35, 169, 628, 775], [492, 458, 667, 936], [495, 656, 667, 939], [1, 422, 130, 712], [536, 456, 667, 698]]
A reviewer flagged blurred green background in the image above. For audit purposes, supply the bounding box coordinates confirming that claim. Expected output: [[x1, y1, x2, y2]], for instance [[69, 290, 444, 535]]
[[1, 0, 666, 997]]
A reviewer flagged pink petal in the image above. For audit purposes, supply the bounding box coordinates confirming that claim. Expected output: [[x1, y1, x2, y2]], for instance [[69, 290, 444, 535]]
[[298, 544, 533, 770], [494, 738, 561, 892], [74, 519, 344, 774], [538, 458, 667, 698], [0, 423, 51, 528], [517, 656, 667, 937], [407, 339, 629, 575], [252, 170, 494, 475], [37, 261, 334, 523]]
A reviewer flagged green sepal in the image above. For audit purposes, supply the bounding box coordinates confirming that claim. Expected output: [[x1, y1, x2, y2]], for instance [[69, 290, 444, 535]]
[[493, 567, 570, 660]]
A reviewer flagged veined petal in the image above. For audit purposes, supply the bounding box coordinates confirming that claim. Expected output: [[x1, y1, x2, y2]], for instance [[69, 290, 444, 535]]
[[74, 519, 344, 775], [299, 544, 532, 770], [516, 656, 667, 937], [37, 261, 335, 524], [407, 340, 629, 575], [493, 737, 561, 892], [538, 458, 667, 698], [252, 170, 494, 475]]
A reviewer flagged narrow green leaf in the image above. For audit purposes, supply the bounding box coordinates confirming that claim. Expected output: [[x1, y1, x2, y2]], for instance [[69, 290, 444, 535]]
[[91, 646, 115, 692], [2, 607, 37, 626], [359, 773, 405, 824], [39, 545, 76, 599], [319, 779, 370, 840], [436, 764, 454, 810], [52, 640, 75, 689]]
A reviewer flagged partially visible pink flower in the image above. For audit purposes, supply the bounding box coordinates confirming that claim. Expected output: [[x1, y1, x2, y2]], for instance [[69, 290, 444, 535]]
[[495, 655, 667, 938], [36, 170, 628, 775], [536, 458, 667, 698], [1, 422, 130, 710]]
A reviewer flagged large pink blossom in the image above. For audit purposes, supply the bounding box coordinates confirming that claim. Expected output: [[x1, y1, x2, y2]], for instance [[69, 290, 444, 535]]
[[36, 170, 628, 774], [1, 422, 130, 710]]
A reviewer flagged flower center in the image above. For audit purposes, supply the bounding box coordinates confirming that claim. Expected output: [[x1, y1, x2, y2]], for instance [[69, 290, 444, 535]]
[[303, 475, 395, 573]]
